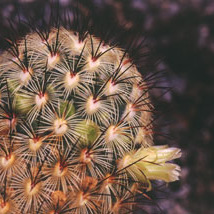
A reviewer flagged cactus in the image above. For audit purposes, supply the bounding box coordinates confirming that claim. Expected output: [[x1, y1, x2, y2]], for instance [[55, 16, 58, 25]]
[[0, 27, 181, 213]]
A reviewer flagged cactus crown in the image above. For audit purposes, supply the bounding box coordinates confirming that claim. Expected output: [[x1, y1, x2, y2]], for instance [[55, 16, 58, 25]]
[[0, 27, 181, 213]]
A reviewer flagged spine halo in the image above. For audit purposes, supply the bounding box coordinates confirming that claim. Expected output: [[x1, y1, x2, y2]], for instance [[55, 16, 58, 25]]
[[0, 2, 181, 214]]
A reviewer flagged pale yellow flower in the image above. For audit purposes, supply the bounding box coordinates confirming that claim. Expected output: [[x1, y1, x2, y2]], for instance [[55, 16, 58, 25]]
[[118, 145, 181, 189]]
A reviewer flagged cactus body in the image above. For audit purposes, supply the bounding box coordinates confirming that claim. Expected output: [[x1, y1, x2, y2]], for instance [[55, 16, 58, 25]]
[[0, 28, 181, 213]]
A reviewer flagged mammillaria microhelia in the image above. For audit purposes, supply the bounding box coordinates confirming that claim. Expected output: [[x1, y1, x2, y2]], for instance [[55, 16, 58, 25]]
[[0, 27, 181, 213]]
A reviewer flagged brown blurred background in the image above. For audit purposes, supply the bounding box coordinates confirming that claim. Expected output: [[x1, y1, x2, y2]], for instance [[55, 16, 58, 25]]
[[0, 0, 214, 213]]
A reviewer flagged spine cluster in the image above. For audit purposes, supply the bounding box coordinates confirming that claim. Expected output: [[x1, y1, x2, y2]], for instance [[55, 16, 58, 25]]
[[0, 27, 181, 214]]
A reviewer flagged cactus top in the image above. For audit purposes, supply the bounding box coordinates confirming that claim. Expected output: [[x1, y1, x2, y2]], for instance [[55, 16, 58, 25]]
[[0, 28, 181, 214]]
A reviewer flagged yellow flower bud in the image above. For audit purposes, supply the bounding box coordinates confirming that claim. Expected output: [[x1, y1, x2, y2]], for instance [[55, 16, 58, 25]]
[[118, 145, 181, 187]]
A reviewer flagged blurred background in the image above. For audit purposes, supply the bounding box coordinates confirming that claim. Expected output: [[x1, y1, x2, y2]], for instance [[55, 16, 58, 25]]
[[0, 0, 213, 213]]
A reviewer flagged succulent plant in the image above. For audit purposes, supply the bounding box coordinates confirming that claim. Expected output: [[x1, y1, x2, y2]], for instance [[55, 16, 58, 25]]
[[0, 26, 181, 213]]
